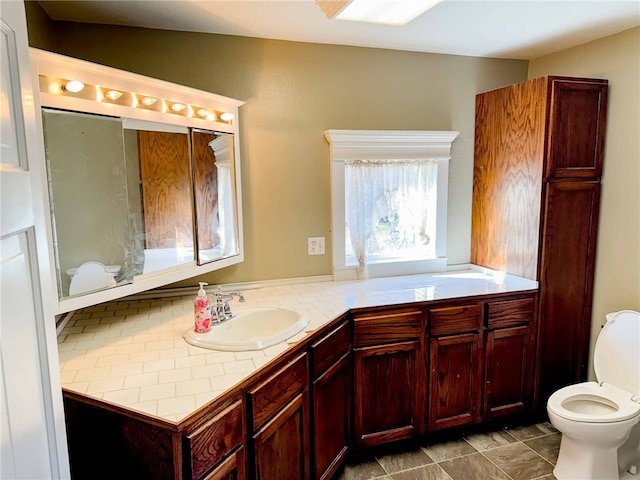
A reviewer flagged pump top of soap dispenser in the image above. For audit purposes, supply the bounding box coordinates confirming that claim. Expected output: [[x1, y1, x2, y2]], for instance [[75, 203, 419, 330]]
[[197, 282, 208, 297]]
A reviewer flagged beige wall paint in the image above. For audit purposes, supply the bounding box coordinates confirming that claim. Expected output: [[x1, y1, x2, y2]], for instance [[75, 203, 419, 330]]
[[25, 4, 528, 285], [529, 27, 640, 381]]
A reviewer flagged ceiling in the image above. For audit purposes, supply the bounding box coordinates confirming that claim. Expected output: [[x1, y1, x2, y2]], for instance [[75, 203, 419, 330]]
[[38, 0, 640, 60]]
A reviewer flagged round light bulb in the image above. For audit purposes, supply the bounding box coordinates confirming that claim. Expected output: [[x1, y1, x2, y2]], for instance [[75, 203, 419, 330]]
[[141, 97, 157, 106], [106, 90, 123, 100], [171, 103, 186, 112], [64, 80, 85, 93], [220, 112, 234, 122], [206, 113, 216, 122]]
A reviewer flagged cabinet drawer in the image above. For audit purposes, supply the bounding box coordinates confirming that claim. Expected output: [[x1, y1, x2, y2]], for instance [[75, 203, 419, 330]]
[[430, 305, 482, 336], [354, 309, 423, 347], [487, 297, 535, 329], [311, 320, 351, 379], [185, 401, 244, 480], [248, 353, 308, 431]]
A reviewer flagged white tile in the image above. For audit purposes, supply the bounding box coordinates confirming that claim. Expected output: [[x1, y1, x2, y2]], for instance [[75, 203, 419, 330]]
[[157, 395, 196, 417], [143, 358, 175, 373], [95, 354, 130, 367], [87, 377, 125, 393], [59, 370, 77, 384], [63, 381, 90, 394], [159, 368, 192, 384], [102, 388, 140, 405], [234, 351, 265, 360], [210, 374, 243, 392], [110, 363, 144, 377], [139, 383, 175, 402], [61, 356, 97, 371], [130, 333, 161, 344], [146, 340, 175, 351], [128, 400, 157, 416], [128, 351, 160, 363], [176, 378, 211, 396], [158, 347, 189, 359], [191, 364, 225, 379], [222, 360, 255, 375], [175, 355, 206, 369], [205, 352, 237, 364], [262, 342, 289, 357], [194, 391, 217, 407], [252, 357, 272, 370], [123, 372, 159, 389], [75, 339, 106, 350], [75, 366, 112, 382], [114, 343, 147, 355], [82, 346, 118, 358]]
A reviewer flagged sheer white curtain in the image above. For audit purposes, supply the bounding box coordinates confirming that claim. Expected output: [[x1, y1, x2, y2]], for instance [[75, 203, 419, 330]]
[[345, 159, 438, 279]]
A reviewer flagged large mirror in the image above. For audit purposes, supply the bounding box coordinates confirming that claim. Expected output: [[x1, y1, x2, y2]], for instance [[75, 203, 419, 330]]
[[43, 109, 241, 301]]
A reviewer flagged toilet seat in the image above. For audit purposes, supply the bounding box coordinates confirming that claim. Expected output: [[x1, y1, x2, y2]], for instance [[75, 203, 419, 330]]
[[548, 381, 640, 423]]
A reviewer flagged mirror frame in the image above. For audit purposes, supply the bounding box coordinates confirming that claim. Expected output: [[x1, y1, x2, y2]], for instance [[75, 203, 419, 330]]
[[31, 48, 245, 314]]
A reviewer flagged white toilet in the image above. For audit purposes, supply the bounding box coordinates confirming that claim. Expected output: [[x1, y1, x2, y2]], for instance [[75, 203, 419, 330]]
[[68, 261, 118, 295], [547, 310, 640, 480]]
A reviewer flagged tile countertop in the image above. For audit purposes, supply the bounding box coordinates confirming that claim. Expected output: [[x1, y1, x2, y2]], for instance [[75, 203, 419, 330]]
[[57, 267, 538, 423]]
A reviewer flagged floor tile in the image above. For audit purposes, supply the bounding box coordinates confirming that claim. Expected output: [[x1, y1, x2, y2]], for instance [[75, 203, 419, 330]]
[[390, 464, 452, 480], [337, 451, 388, 480], [376, 444, 434, 474], [524, 433, 561, 465], [482, 443, 554, 480], [506, 422, 556, 441], [439, 452, 511, 480], [464, 429, 518, 451], [421, 438, 477, 462]]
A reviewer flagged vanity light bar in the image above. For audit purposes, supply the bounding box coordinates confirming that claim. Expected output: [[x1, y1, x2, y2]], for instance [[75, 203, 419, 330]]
[[37, 74, 236, 124]]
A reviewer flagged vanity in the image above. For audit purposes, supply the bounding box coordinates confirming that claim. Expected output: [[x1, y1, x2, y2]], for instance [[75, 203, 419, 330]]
[[58, 269, 538, 480]]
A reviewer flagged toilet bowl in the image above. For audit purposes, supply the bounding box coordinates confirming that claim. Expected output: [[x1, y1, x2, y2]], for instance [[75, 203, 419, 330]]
[[547, 310, 640, 480], [68, 261, 118, 296]]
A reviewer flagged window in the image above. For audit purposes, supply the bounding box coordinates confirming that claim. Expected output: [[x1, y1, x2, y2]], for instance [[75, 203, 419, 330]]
[[325, 130, 458, 280]]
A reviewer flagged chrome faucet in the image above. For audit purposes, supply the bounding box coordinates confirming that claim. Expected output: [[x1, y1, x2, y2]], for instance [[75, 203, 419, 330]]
[[212, 286, 245, 324]]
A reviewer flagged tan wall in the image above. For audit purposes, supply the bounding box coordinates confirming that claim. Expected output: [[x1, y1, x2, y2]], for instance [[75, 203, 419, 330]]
[[25, 4, 528, 285], [529, 27, 640, 381]]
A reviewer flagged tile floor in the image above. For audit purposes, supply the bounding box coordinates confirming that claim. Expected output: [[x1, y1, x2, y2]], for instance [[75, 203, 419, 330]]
[[335, 422, 560, 480]]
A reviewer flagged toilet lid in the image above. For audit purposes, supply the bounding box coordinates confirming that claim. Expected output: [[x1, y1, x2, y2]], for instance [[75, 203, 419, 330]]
[[594, 310, 640, 400]]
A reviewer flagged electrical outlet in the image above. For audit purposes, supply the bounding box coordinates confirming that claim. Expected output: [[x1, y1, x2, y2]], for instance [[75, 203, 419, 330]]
[[308, 237, 325, 255]]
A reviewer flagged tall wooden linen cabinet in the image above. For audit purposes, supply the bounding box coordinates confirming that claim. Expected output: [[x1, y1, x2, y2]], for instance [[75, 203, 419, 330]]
[[471, 76, 608, 410]]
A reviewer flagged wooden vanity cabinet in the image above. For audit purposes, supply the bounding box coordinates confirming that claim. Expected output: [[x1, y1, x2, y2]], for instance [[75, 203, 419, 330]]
[[483, 296, 537, 419], [427, 304, 483, 430], [203, 447, 245, 480], [310, 320, 351, 480], [352, 308, 426, 446], [472, 76, 607, 410], [247, 353, 310, 480]]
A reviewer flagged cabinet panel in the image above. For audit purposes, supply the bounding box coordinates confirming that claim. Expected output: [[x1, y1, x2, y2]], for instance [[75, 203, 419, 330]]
[[547, 78, 607, 178], [203, 447, 246, 480], [249, 353, 307, 430], [312, 353, 350, 480], [537, 181, 601, 403], [484, 326, 533, 419], [429, 333, 482, 430], [430, 305, 482, 336], [185, 401, 244, 480], [486, 297, 535, 329], [353, 309, 423, 347], [311, 320, 350, 379], [253, 392, 309, 480], [354, 341, 423, 446]]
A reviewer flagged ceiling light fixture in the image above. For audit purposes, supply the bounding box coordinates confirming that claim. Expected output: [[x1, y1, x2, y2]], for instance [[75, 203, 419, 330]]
[[220, 112, 234, 122], [64, 80, 85, 93], [105, 89, 123, 100], [141, 96, 157, 106], [317, 0, 441, 26], [171, 103, 187, 112]]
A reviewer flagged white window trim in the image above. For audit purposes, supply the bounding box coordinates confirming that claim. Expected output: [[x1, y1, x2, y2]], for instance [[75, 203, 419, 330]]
[[324, 130, 459, 281]]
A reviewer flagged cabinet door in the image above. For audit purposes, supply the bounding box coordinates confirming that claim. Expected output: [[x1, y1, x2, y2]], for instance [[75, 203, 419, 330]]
[[253, 392, 309, 480], [203, 447, 246, 480], [547, 78, 608, 178], [484, 326, 533, 419], [537, 180, 601, 405], [312, 353, 350, 480], [429, 333, 482, 430], [354, 341, 423, 446]]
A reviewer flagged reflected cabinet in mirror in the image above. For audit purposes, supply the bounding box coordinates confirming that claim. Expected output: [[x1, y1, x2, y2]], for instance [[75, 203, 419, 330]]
[[33, 48, 244, 313]]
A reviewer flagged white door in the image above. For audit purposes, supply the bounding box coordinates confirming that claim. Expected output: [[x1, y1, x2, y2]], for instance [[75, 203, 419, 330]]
[[0, 1, 70, 478]]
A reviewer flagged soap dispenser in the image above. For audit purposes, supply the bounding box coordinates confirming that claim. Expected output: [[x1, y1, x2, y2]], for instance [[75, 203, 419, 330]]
[[193, 282, 212, 333]]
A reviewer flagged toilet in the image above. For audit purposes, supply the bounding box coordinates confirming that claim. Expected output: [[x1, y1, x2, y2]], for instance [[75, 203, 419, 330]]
[[547, 310, 640, 480], [68, 262, 118, 295]]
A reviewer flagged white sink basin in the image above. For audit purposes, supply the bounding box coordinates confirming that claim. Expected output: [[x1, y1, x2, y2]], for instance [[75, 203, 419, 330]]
[[183, 306, 309, 351]]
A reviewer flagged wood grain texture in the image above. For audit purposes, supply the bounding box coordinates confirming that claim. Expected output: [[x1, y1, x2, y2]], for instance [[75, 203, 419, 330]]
[[249, 353, 308, 431], [311, 320, 351, 379], [429, 305, 482, 336], [252, 392, 309, 480], [192, 130, 219, 250], [202, 447, 246, 480], [312, 353, 350, 480], [138, 130, 193, 249], [185, 401, 244, 479], [428, 333, 483, 430], [536, 180, 601, 403], [471, 77, 547, 280], [546, 78, 608, 178], [484, 325, 533, 419], [353, 309, 424, 347], [486, 297, 535, 329], [354, 341, 423, 446]]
